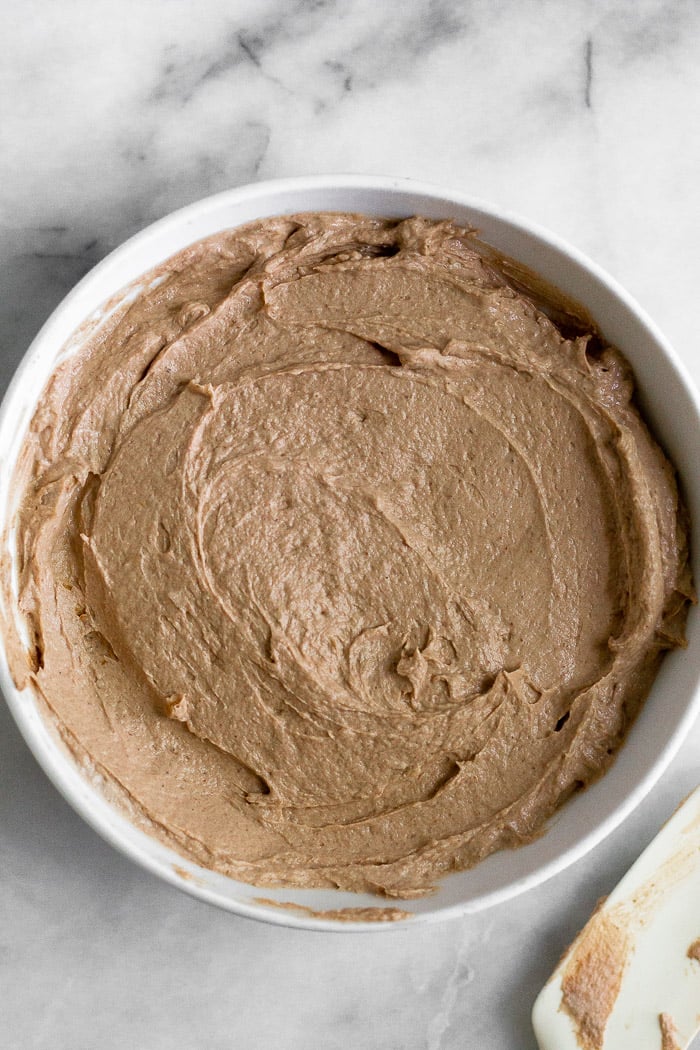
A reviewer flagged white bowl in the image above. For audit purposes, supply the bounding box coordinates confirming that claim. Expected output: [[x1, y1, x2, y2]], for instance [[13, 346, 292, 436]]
[[1, 175, 699, 931]]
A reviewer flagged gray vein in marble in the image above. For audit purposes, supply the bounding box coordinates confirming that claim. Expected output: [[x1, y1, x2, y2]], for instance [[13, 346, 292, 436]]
[[247, 120, 272, 176], [151, 30, 283, 105], [324, 60, 353, 96], [147, 0, 333, 107], [584, 35, 593, 108], [426, 934, 475, 1050], [328, 0, 467, 92], [28, 236, 100, 262], [11, 228, 107, 291], [148, 0, 466, 113], [236, 30, 263, 69]]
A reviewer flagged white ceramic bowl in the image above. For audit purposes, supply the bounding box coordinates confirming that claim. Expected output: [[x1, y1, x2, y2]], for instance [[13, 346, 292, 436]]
[[1, 175, 699, 931]]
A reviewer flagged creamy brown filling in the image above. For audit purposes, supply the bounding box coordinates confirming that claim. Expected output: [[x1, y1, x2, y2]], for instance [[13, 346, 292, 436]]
[[3, 214, 693, 897]]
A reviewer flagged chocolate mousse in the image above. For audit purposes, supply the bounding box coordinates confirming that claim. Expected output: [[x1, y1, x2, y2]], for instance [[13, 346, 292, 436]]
[[3, 213, 693, 896]]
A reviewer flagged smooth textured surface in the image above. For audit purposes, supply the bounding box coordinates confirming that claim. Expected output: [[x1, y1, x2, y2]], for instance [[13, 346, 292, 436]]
[[1, 1, 699, 1047]]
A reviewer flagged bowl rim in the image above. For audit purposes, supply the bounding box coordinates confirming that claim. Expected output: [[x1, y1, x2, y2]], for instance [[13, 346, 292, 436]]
[[1, 172, 699, 932]]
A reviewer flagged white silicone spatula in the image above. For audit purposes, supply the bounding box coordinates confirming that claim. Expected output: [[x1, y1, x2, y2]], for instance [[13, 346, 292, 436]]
[[532, 786, 700, 1050]]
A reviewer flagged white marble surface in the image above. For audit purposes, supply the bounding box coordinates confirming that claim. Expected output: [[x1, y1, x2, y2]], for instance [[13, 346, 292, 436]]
[[1, 1, 699, 1047]]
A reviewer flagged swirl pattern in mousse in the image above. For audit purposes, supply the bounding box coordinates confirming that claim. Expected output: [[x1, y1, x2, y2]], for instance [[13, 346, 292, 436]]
[[4, 214, 693, 897]]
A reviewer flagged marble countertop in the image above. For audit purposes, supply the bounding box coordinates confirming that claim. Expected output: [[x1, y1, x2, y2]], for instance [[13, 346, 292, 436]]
[[1, 1, 699, 1047]]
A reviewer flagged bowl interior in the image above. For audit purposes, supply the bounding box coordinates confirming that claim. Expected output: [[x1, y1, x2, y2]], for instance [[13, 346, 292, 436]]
[[1, 176, 699, 930]]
